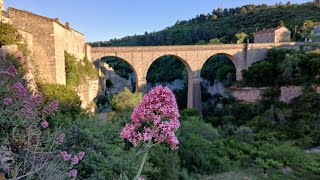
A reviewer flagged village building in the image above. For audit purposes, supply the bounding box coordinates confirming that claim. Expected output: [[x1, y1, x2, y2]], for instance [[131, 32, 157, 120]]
[[8, 7, 90, 85], [254, 27, 291, 43]]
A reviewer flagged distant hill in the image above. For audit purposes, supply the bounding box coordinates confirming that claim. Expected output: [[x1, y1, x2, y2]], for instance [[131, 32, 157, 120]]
[[90, 2, 320, 47]]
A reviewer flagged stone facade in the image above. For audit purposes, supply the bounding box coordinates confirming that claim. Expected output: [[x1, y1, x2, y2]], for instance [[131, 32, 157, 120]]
[[8, 7, 86, 85], [254, 27, 291, 43]]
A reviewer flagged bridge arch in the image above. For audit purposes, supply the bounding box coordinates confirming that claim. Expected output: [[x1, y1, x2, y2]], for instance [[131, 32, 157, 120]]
[[200, 53, 242, 81], [145, 54, 193, 109], [99, 55, 139, 92]]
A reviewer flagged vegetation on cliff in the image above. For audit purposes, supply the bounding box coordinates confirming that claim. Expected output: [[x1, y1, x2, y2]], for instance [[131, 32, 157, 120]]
[[90, 2, 320, 47]]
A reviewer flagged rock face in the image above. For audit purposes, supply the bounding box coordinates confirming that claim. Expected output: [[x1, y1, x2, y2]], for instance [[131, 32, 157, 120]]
[[279, 86, 303, 103], [147, 79, 186, 91], [100, 63, 135, 95], [229, 87, 265, 103], [201, 79, 224, 95], [77, 79, 99, 112]]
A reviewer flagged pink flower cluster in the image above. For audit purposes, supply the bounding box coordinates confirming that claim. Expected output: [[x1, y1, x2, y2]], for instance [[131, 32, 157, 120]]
[[0, 65, 17, 77], [67, 169, 77, 179], [3, 98, 13, 106], [59, 150, 85, 179], [120, 85, 180, 150], [55, 133, 65, 145], [12, 82, 27, 98], [42, 100, 59, 116]]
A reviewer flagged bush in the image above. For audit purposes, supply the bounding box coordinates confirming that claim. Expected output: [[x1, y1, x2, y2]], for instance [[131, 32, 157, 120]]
[[111, 88, 142, 111], [0, 22, 21, 47], [38, 83, 81, 114], [65, 51, 81, 87], [65, 51, 98, 87], [0, 56, 80, 179], [62, 115, 156, 179]]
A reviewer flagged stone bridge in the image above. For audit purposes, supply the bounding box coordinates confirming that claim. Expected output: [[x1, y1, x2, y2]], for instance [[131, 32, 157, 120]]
[[91, 42, 305, 113]]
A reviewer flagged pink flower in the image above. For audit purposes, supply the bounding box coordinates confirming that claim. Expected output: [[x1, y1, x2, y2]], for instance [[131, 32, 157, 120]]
[[120, 85, 180, 150], [77, 151, 85, 160], [138, 178, 145, 180], [71, 155, 79, 165], [6, 65, 17, 76], [3, 98, 13, 106], [12, 82, 27, 98], [60, 151, 72, 161], [41, 121, 49, 128], [67, 169, 77, 178], [0, 65, 17, 77], [42, 100, 59, 116], [55, 133, 65, 145]]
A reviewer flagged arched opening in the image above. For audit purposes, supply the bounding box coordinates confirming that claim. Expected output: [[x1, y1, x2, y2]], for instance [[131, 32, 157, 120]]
[[96, 56, 137, 111], [146, 55, 191, 110], [200, 54, 237, 118]]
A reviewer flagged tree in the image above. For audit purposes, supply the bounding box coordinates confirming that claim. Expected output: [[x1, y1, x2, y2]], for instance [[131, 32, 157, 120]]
[[209, 38, 222, 44], [240, 7, 248, 14], [212, 14, 218, 20], [235, 32, 248, 44], [0, 22, 21, 47], [279, 20, 285, 27]]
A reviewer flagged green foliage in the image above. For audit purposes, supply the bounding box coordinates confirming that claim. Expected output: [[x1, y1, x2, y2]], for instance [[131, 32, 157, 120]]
[[0, 22, 21, 47], [235, 32, 248, 44], [65, 51, 81, 87], [38, 83, 81, 114], [111, 88, 142, 111], [243, 48, 320, 87], [61, 115, 156, 179], [147, 56, 187, 83], [101, 57, 133, 79], [242, 61, 276, 87], [180, 108, 200, 120], [201, 55, 236, 86], [90, 3, 320, 46], [65, 51, 98, 87]]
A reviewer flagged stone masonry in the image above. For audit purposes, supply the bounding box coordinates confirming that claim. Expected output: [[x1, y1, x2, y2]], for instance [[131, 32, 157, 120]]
[[92, 42, 306, 113], [8, 7, 88, 85]]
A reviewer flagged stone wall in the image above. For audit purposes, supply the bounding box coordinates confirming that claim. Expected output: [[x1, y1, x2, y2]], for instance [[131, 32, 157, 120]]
[[8, 7, 87, 85], [8, 8, 58, 84]]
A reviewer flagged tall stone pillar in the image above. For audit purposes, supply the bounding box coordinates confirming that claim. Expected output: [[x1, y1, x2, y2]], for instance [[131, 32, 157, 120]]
[[137, 78, 147, 94], [188, 71, 202, 116], [236, 69, 243, 81]]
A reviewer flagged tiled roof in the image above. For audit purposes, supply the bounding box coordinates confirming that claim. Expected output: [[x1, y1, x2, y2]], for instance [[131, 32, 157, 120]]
[[254, 27, 280, 35]]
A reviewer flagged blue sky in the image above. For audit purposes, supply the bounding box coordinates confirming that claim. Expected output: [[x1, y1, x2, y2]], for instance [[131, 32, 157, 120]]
[[6, 0, 308, 42]]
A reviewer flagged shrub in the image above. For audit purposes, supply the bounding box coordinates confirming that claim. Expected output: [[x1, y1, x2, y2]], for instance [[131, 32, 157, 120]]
[[235, 126, 254, 142], [0, 56, 84, 179], [111, 88, 142, 111], [0, 22, 21, 47], [65, 51, 81, 87], [38, 83, 81, 114]]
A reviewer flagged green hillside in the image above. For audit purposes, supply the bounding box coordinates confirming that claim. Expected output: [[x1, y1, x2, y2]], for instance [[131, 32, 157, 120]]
[[90, 2, 320, 46]]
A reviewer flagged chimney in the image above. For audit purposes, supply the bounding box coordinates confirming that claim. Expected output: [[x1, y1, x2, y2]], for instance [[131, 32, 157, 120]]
[[54, 18, 60, 23], [65, 22, 70, 29]]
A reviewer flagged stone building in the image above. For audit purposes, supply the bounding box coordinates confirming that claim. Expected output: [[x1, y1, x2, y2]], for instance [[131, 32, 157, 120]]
[[254, 27, 291, 43], [8, 7, 87, 85]]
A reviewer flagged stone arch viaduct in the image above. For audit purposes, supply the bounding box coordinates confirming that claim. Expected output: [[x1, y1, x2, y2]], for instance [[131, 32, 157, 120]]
[[91, 42, 304, 113]]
